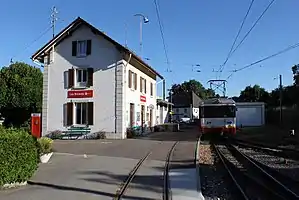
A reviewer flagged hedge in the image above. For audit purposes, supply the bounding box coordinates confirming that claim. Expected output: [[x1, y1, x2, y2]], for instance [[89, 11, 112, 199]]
[[0, 128, 39, 186]]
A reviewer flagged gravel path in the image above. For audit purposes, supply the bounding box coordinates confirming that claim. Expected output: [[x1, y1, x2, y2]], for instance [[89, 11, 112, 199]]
[[199, 143, 234, 200]]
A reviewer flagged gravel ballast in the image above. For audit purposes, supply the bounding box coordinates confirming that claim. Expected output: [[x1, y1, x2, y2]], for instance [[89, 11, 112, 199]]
[[199, 143, 234, 200], [235, 145, 299, 183]]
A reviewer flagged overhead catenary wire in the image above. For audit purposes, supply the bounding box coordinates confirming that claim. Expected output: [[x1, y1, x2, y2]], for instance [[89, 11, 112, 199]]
[[10, 26, 52, 62], [229, 0, 276, 58], [153, 0, 170, 71], [220, 41, 299, 93], [218, 0, 255, 79]]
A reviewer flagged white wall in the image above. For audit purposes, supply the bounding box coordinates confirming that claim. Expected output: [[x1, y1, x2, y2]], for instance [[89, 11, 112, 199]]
[[44, 24, 121, 136], [236, 102, 265, 127], [123, 61, 157, 131], [156, 104, 169, 124], [173, 107, 192, 121]]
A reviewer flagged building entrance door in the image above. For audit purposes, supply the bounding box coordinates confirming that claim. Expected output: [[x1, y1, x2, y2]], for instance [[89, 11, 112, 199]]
[[141, 105, 145, 132], [129, 103, 134, 128]]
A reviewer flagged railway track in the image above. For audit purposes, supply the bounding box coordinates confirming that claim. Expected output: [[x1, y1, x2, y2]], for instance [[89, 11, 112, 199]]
[[229, 137, 299, 160], [114, 141, 179, 200], [214, 143, 299, 200]]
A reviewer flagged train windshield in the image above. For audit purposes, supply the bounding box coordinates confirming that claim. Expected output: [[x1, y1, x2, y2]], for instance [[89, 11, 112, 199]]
[[202, 105, 236, 118]]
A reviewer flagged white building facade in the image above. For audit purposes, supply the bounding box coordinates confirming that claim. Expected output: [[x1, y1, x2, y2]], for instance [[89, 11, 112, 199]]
[[31, 17, 165, 139]]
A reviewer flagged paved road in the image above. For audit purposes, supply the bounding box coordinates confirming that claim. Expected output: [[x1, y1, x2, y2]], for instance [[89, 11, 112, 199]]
[[1, 126, 200, 200]]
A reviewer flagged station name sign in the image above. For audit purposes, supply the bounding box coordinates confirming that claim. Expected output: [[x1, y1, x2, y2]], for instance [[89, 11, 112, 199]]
[[67, 90, 93, 98]]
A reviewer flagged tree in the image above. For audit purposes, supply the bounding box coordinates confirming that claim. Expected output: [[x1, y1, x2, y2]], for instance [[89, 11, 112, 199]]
[[0, 62, 43, 127], [239, 84, 269, 102], [170, 79, 215, 99], [292, 64, 299, 85]]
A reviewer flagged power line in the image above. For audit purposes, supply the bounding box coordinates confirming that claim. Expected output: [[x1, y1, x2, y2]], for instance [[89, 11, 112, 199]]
[[231, 41, 299, 73], [153, 0, 170, 71], [224, 41, 299, 82], [218, 0, 255, 78], [10, 26, 52, 62], [229, 0, 276, 57]]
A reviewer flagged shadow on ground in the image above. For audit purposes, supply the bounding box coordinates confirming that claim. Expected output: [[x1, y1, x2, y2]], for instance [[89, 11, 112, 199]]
[[27, 181, 154, 200]]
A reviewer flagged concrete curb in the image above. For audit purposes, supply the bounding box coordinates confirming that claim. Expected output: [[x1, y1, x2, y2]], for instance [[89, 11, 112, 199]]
[[195, 136, 205, 200]]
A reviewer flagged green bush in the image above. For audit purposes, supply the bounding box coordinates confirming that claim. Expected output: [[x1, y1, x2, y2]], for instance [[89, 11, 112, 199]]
[[37, 137, 53, 155], [0, 128, 39, 186]]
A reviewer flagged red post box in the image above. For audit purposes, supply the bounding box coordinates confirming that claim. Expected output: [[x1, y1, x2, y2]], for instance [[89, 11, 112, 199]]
[[31, 113, 41, 138]]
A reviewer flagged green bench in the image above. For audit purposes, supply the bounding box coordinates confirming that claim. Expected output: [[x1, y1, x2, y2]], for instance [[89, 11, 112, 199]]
[[62, 126, 91, 139]]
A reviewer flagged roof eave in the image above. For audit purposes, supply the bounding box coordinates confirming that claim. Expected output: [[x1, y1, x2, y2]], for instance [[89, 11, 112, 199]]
[[30, 17, 164, 79]]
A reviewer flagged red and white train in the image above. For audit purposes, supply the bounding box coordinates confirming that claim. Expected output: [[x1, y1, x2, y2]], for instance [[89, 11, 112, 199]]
[[199, 98, 237, 137]]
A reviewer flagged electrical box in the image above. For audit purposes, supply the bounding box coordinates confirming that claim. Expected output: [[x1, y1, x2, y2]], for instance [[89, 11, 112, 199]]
[[31, 113, 41, 138]]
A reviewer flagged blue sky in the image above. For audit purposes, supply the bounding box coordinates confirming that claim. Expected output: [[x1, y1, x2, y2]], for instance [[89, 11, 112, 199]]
[[1, 0, 299, 97]]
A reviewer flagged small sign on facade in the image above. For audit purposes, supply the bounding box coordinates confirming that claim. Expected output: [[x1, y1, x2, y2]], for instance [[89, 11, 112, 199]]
[[140, 95, 146, 102], [68, 90, 93, 98]]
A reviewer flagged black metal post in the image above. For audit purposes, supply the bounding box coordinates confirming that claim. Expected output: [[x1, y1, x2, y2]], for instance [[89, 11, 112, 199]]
[[279, 74, 283, 126]]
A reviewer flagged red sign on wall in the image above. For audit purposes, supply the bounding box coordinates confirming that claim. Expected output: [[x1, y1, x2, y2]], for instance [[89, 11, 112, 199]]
[[140, 95, 146, 102], [68, 90, 93, 98]]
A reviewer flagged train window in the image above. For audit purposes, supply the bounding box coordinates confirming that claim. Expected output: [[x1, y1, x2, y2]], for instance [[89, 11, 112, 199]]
[[202, 106, 236, 118]]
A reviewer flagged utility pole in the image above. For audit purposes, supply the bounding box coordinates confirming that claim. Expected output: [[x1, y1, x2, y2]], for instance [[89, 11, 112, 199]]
[[279, 74, 283, 126], [51, 6, 58, 38]]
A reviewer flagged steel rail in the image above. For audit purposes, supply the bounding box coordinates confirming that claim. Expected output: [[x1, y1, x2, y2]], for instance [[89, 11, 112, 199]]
[[114, 151, 152, 199], [163, 141, 179, 200], [230, 137, 299, 160], [213, 144, 250, 200], [228, 143, 299, 200]]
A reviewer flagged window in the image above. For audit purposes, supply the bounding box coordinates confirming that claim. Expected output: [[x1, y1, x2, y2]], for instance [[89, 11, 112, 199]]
[[66, 102, 94, 126], [78, 41, 87, 56], [77, 69, 87, 85], [72, 40, 92, 57], [75, 102, 87, 125], [176, 108, 179, 113], [68, 68, 93, 88], [150, 83, 153, 96], [184, 108, 187, 113], [202, 105, 236, 118], [128, 70, 137, 90], [140, 77, 146, 93]]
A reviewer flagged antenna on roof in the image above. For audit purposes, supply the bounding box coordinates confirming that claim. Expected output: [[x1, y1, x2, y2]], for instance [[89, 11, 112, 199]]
[[51, 6, 58, 38]]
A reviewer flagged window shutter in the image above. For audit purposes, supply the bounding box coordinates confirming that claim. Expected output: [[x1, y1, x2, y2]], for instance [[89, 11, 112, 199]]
[[144, 79, 147, 94], [140, 77, 142, 92], [72, 41, 77, 56], [68, 69, 74, 88], [128, 70, 132, 88], [88, 102, 94, 125], [86, 40, 92, 55], [134, 73, 137, 90], [66, 102, 73, 126], [87, 68, 94, 86], [150, 83, 153, 96]]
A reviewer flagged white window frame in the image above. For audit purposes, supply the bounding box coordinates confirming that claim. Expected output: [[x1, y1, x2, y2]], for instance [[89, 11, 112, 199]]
[[75, 68, 88, 88], [77, 40, 87, 57], [74, 102, 88, 125]]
